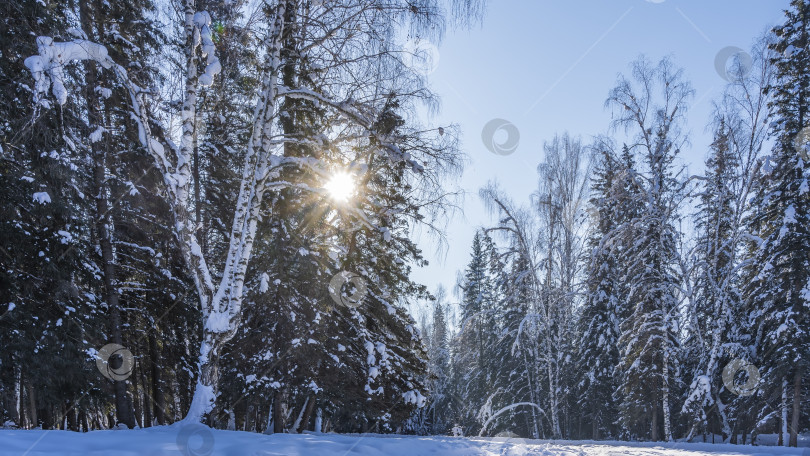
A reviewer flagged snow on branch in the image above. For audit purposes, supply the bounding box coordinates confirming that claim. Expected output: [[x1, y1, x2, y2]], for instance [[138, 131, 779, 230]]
[[23, 12, 222, 314], [192, 11, 222, 87], [24, 36, 113, 106], [478, 402, 546, 436]]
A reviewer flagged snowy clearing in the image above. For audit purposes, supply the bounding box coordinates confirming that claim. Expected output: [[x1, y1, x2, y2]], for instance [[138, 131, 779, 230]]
[[1, 428, 808, 456]]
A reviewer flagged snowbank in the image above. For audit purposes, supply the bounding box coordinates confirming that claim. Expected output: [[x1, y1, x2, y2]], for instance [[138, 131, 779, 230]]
[[0, 427, 807, 456]]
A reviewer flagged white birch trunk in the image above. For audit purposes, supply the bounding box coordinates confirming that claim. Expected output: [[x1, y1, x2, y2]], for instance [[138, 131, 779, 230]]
[[662, 343, 673, 442]]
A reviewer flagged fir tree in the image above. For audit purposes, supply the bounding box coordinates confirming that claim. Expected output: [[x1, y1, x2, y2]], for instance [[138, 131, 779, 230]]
[[743, 0, 810, 446], [577, 143, 639, 439]]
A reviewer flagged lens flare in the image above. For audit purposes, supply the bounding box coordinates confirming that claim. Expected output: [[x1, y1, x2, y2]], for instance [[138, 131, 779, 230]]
[[324, 172, 355, 202]]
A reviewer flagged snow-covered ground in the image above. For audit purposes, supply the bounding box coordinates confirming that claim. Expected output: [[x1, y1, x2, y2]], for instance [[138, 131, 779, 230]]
[[1, 427, 808, 456]]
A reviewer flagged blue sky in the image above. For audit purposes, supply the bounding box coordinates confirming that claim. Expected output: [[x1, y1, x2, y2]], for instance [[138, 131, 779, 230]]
[[408, 0, 790, 321]]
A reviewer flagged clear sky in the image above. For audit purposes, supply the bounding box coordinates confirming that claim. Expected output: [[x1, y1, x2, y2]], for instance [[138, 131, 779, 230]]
[[408, 0, 790, 322]]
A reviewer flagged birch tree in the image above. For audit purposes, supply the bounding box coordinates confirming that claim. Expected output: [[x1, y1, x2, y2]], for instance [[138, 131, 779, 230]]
[[607, 57, 692, 441], [681, 35, 774, 442], [21, 0, 480, 422]]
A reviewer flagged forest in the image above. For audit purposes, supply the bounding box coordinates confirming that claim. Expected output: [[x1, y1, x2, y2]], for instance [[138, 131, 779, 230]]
[[0, 0, 808, 450]]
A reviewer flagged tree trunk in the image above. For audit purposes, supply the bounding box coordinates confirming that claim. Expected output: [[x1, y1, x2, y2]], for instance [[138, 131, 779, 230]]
[[27, 382, 36, 428], [140, 356, 152, 427], [183, 334, 223, 422], [42, 405, 53, 430], [789, 370, 800, 447], [132, 366, 143, 428], [662, 347, 673, 441], [273, 388, 288, 434], [298, 396, 317, 433], [149, 333, 165, 425], [79, 0, 135, 429], [65, 400, 77, 431], [779, 376, 787, 446], [651, 404, 659, 441], [79, 408, 88, 432], [11, 364, 21, 426]]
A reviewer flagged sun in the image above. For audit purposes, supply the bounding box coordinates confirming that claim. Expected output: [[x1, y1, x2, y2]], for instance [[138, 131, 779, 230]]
[[324, 172, 355, 202]]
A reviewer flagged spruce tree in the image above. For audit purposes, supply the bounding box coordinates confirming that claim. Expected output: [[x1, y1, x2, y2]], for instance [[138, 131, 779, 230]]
[[743, 0, 810, 445], [608, 58, 691, 441], [682, 121, 743, 441], [577, 143, 639, 439]]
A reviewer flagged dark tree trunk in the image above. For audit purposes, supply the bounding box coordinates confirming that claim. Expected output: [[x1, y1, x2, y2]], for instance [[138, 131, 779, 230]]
[[789, 370, 801, 447], [27, 382, 36, 429], [132, 366, 143, 429], [140, 356, 152, 427], [10, 364, 20, 426], [149, 333, 165, 425], [42, 405, 53, 430], [273, 388, 288, 434], [17, 368, 25, 428], [79, 408, 88, 432], [79, 0, 135, 430], [297, 395, 317, 433], [651, 404, 659, 441], [65, 401, 77, 431]]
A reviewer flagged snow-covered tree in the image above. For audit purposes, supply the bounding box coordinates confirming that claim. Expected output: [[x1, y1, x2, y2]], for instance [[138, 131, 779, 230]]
[[19, 0, 478, 423], [577, 141, 640, 439], [681, 121, 742, 441], [742, 0, 810, 446], [607, 57, 692, 442]]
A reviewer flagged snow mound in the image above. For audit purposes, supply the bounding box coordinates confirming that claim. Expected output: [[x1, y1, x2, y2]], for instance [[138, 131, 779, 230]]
[[1, 428, 808, 456]]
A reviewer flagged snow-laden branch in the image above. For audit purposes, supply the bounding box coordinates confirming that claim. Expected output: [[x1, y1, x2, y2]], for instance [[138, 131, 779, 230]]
[[24, 37, 112, 106], [23, 5, 225, 318], [477, 402, 546, 436]]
